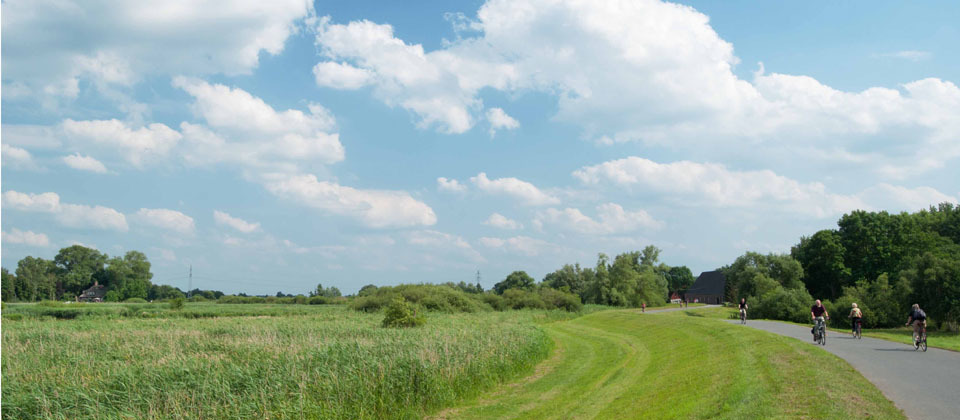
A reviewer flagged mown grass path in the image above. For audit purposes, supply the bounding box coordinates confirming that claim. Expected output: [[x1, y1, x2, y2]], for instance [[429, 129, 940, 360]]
[[432, 309, 904, 420]]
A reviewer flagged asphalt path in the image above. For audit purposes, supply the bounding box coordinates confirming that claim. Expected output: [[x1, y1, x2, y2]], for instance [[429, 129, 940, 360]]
[[729, 319, 960, 420]]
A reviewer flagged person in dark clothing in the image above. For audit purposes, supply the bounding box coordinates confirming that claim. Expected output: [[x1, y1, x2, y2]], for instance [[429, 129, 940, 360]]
[[811, 299, 829, 341], [906, 303, 927, 343]]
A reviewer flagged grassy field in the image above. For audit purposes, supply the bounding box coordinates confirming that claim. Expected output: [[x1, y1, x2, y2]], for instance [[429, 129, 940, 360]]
[[434, 309, 904, 419], [2, 303, 577, 419]]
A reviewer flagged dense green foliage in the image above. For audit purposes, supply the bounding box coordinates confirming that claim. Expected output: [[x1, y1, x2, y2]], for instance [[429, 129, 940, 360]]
[[2, 304, 563, 419], [541, 246, 685, 308], [382, 295, 426, 327], [727, 203, 960, 330], [349, 284, 582, 313]]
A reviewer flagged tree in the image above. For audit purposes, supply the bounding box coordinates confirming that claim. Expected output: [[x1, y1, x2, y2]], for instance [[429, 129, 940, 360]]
[[312, 283, 342, 298], [542, 264, 588, 297], [2, 268, 17, 302], [793, 230, 851, 300], [54, 245, 107, 298], [358, 284, 378, 297], [493, 271, 535, 295], [664, 265, 695, 294], [640, 245, 661, 267], [15, 256, 57, 301]]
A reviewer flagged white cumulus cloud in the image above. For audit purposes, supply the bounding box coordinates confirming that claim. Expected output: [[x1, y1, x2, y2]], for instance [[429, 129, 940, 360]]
[[1, 190, 128, 231], [437, 177, 467, 193], [478, 235, 553, 256], [470, 172, 559, 206], [213, 210, 261, 233], [261, 173, 437, 228], [535, 203, 663, 235], [483, 213, 523, 230], [62, 153, 109, 173], [1, 228, 50, 247], [1, 144, 40, 170], [62, 119, 182, 167], [486, 107, 519, 136], [313, 61, 375, 89], [134, 208, 196, 235]]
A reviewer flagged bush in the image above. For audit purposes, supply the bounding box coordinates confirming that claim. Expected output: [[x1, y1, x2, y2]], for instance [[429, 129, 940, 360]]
[[123, 297, 148, 303], [382, 296, 425, 328], [308, 296, 328, 305], [3, 313, 23, 321], [751, 286, 813, 324], [350, 284, 490, 313], [503, 289, 546, 310], [169, 297, 185, 310], [538, 288, 583, 312], [188, 295, 208, 302], [481, 293, 507, 311]]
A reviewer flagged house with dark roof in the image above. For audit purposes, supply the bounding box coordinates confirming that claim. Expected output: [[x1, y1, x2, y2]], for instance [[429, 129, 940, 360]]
[[78, 281, 107, 302], [686, 271, 725, 305]]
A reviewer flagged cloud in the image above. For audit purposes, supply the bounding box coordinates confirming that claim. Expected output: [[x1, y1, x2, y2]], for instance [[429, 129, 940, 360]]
[[1, 144, 41, 170], [535, 203, 663, 234], [213, 210, 261, 233], [874, 50, 932, 62], [574, 157, 864, 218], [437, 177, 467, 193], [134, 208, 196, 235], [1, 229, 50, 247], [486, 107, 519, 136], [62, 119, 182, 167], [470, 172, 560, 206], [858, 184, 958, 212], [2, 0, 314, 101], [313, 61, 375, 89], [2, 190, 129, 231], [174, 77, 345, 168], [483, 213, 523, 230], [314, 0, 960, 176], [261, 173, 437, 228], [62, 153, 109, 173], [407, 230, 485, 262], [478, 235, 554, 256]]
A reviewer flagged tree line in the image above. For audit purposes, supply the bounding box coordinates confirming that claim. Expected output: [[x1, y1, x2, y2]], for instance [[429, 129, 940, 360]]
[[725, 203, 960, 330]]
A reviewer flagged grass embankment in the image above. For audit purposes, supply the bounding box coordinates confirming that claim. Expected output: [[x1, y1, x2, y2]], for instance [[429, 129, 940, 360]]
[[435, 309, 904, 420], [1, 304, 577, 419], [698, 306, 960, 352]]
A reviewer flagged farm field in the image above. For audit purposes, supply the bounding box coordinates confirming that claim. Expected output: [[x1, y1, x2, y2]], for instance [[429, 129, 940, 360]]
[[436, 309, 904, 419], [1, 303, 576, 420]]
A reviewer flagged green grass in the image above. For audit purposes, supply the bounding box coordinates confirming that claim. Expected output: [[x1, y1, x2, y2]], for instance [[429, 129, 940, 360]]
[[862, 328, 960, 352], [1, 304, 579, 419], [434, 309, 904, 419], [1, 301, 334, 320], [700, 305, 960, 352]]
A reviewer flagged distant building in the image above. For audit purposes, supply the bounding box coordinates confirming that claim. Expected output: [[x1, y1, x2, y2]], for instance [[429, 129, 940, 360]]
[[78, 281, 107, 302], [686, 271, 725, 305]]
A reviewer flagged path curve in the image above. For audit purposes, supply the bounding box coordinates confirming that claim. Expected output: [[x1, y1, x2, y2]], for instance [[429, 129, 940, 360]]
[[731, 319, 960, 420]]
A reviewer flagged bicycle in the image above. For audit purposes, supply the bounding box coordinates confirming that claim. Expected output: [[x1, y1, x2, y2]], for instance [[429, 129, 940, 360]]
[[740, 309, 747, 325], [813, 317, 827, 346], [914, 323, 927, 352], [853, 319, 862, 339]]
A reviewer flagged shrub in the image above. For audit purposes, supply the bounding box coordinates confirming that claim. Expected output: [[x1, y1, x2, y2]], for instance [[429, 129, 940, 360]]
[[188, 295, 208, 302], [169, 297, 185, 310], [751, 286, 813, 324], [123, 297, 148, 303], [539, 288, 583, 312], [503, 289, 546, 310], [308, 296, 328, 305], [350, 284, 490, 313], [3, 313, 23, 321], [481, 293, 507, 311], [382, 296, 425, 328]]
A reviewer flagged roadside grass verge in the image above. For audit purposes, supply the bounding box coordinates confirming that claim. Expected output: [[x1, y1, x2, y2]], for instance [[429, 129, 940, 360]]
[[437, 309, 904, 419], [1, 306, 577, 419], [698, 305, 960, 352], [862, 328, 960, 352]]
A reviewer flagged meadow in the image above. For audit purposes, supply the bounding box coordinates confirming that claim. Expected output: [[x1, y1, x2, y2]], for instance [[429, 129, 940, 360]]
[[1, 303, 578, 420]]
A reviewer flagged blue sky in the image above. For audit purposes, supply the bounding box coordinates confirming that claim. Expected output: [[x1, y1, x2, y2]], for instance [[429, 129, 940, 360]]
[[2, 0, 958, 295]]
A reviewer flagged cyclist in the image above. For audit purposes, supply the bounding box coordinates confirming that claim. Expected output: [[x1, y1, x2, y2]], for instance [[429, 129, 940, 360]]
[[811, 299, 829, 341], [905, 303, 927, 343], [738, 298, 748, 321], [849, 302, 863, 335]]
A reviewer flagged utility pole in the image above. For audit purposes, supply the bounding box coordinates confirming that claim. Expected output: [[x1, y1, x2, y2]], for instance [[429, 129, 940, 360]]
[[188, 265, 192, 298], [475, 270, 482, 292]]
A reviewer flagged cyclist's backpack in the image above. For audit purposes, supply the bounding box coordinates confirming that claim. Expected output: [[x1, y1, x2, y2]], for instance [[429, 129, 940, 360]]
[[916, 309, 927, 320]]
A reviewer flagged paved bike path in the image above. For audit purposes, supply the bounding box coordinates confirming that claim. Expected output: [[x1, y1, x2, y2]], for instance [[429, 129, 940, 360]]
[[730, 320, 960, 420]]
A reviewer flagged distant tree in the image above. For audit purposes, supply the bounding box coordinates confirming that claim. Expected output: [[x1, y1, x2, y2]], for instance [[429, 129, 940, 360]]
[[312, 283, 342, 298], [792, 230, 850, 300], [664, 265, 695, 294], [640, 245, 661, 267], [542, 264, 588, 298], [358, 284, 378, 297], [148, 284, 185, 300], [493, 271, 535, 295], [15, 256, 57, 301], [2, 268, 17, 302], [54, 245, 107, 298]]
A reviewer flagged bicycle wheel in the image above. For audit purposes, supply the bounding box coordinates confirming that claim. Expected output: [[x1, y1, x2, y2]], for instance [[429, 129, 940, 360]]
[[921, 334, 927, 352], [821, 326, 826, 346], [856, 324, 862, 339]]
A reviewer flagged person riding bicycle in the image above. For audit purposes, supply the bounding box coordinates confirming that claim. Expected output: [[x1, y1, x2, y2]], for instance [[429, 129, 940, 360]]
[[906, 303, 927, 343], [849, 302, 863, 334], [811, 299, 829, 341], [738, 298, 748, 320]]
